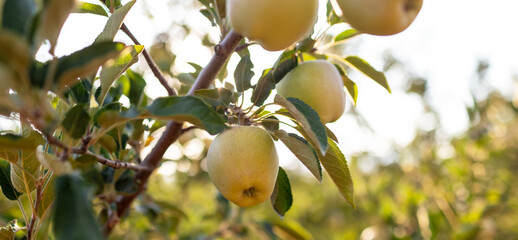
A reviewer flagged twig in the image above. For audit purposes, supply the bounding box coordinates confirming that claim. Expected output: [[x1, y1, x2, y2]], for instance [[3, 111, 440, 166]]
[[26, 183, 42, 240], [86, 152, 150, 172], [104, 30, 244, 235], [120, 23, 177, 96]]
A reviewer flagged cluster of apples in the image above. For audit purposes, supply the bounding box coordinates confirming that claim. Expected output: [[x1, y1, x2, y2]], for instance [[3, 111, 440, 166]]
[[207, 0, 423, 207]]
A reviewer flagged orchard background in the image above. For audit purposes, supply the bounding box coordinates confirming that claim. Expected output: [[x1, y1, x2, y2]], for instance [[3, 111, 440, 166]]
[[1, 0, 518, 239]]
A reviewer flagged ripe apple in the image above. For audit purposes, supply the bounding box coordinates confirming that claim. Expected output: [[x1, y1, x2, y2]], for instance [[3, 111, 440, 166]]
[[332, 0, 423, 36], [206, 126, 279, 207], [276, 60, 346, 123], [227, 0, 318, 51]]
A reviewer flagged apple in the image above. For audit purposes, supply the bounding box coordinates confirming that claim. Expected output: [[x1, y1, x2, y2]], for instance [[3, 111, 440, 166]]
[[206, 126, 279, 207], [332, 0, 423, 36], [227, 0, 318, 51], [276, 60, 346, 123]]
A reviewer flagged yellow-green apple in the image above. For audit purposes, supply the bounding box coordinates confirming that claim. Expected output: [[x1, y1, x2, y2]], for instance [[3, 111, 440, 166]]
[[206, 126, 279, 207], [227, 0, 318, 51], [331, 0, 423, 35], [276, 60, 346, 123]]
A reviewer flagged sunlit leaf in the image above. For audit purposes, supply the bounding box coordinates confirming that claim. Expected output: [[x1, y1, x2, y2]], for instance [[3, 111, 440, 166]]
[[0, 159, 21, 200], [98, 45, 143, 104], [10, 150, 40, 193], [96, 96, 227, 135], [74, 1, 108, 17], [38, 0, 76, 54], [94, 0, 136, 43], [317, 139, 355, 208], [29, 42, 126, 90], [274, 130, 322, 182], [270, 167, 292, 217], [274, 95, 328, 155], [342, 74, 358, 106], [234, 55, 254, 92], [53, 174, 103, 240], [345, 56, 391, 93], [334, 29, 359, 42]]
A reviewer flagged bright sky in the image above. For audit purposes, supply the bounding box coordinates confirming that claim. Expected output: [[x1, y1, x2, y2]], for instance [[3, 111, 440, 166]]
[[3, 0, 518, 175]]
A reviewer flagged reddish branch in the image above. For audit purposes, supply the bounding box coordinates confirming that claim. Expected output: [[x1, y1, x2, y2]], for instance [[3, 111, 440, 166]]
[[102, 30, 244, 235]]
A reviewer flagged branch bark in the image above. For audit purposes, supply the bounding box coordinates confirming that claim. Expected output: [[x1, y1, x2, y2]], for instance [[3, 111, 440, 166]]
[[103, 30, 244, 235]]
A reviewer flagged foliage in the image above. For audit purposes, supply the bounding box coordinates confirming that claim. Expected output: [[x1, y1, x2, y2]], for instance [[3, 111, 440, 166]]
[[1, 0, 512, 239]]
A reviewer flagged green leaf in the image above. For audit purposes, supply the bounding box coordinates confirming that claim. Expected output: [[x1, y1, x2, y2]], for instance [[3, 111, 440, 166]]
[[317, 139, 355, 208], [66, 79, 92, 104], [0, 159, 21, 200], [274, 130, 322, 182], [1, 126, 44, 194], [94, 0, 136, 43], [342, 74, 358, 106], [194, 88, 233, 108], [270, 167, 292, 217], [334, 29, 359, 42], [274, 95, 328, 155], [29, 42, 126, 90], [125, 70, 147, 106], [234, 55, 254, 92], [38, 0, 76, 54], [96, 96, 228, 135], [2, 0, 37, 35], [10, 151, 40, 194], [251, 69, 275, 106], [98, 45, 143, 104], [37, 175, 56, 218], [345, 56, 391, 93], [261, 116, 279, 132], [62, 104, 90, 139], [53, 174, 103, 240], [200, 8, 216, 27], [74, 1, 108, 17], [0, 133, 44, 150]]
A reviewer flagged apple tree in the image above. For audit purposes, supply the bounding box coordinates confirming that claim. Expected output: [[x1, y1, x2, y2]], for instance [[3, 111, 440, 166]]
[[0, 0, 422, 238]]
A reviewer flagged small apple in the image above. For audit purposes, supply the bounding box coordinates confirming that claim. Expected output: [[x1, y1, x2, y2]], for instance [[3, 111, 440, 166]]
[[206, 126, 279, 207], [332, 0, 423, 36], [276, 60, 346, 123], [227, 0, 318, 51]]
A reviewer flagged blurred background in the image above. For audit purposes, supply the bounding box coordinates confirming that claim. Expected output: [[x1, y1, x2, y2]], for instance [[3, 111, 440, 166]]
[[1, 0, 518, 239]]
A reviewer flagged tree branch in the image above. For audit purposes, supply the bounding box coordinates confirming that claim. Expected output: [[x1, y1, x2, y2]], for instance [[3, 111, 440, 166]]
[[104, 30, 244, 235], [120, 23, 177, 96], [85, 152, 151, 172]]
